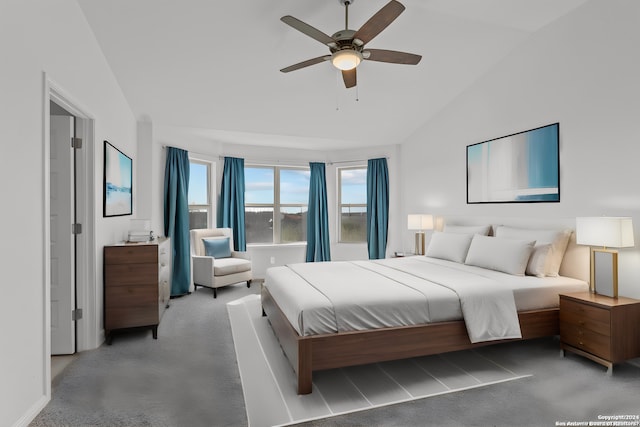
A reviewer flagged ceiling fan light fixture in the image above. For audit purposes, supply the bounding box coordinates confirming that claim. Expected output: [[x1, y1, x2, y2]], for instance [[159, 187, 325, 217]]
[[331, 50, 362, 70]]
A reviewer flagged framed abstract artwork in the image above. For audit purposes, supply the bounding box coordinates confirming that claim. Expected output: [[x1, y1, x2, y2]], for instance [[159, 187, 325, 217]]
[[103, 140, 133, 217], [467, 123, 560, 204]]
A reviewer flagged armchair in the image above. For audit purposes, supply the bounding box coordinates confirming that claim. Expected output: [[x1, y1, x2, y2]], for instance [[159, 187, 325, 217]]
[[190, 228, 252, 298]]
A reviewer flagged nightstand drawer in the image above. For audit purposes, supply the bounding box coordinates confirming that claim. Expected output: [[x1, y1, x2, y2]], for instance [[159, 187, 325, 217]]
[[559, 310, 610, 336], [560, 323, 611, 360], [560, 299, 610, 335]]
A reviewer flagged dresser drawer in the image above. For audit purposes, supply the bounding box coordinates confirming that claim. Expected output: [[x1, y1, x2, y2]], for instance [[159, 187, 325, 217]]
[[105, 245, 157, 264], [560, 299, 610, 335], [158, 242, 170, 267], [560, 323, 611, 360], [105, 285, 158, 329], [105, 263, 158, 286]]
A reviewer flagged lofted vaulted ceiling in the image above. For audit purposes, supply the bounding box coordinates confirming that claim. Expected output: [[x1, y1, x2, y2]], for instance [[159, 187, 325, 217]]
[[77, 0, 588, 150]]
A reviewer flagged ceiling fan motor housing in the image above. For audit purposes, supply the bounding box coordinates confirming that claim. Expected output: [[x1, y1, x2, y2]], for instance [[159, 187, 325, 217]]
[[330, 30, 363, 53]]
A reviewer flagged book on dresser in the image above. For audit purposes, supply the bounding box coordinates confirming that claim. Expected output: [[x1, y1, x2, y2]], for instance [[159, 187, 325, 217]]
[[103, 238, 171, 344]]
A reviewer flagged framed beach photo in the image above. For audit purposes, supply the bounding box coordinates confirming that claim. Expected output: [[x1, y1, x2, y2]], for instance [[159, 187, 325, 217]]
[[103, 140, 133, 217]]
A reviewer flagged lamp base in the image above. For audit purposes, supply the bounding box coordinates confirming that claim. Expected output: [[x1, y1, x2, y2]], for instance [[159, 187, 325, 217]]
[[590, 247, 619, 298], [414, 231, 425, 256]]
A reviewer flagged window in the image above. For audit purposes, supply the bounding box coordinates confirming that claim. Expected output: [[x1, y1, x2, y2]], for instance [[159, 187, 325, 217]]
[[187, 160, 212, 230], [338, 167, 367, 242], [245, 166, 310, 244]]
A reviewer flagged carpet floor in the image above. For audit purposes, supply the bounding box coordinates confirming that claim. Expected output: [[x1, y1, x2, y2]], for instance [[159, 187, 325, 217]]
[[31, 283, 258, 427], [228, 294, 532, 427], [31, 282, 640, 427]]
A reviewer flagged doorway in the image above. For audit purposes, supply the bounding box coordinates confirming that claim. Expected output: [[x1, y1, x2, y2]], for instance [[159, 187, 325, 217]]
[[45, 78, 97, 390]]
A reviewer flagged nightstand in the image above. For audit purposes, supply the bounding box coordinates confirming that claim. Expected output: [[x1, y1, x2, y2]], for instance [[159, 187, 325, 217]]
[[559, 292, 640, 374]]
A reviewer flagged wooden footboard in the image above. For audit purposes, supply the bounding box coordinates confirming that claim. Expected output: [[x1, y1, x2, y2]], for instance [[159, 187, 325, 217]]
[[261, 286, 559, 395]]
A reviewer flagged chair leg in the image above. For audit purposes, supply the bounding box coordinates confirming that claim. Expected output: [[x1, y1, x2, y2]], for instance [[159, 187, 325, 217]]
[[213, 288, 217, 298]]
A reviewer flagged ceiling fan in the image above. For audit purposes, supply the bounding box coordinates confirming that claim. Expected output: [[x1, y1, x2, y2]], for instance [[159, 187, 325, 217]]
[[280, 0, 422, 88]]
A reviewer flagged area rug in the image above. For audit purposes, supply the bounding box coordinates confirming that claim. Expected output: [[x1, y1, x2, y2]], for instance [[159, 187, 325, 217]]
[[227, 294, 532, 427]]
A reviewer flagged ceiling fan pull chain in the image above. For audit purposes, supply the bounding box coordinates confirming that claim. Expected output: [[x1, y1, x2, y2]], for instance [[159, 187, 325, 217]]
[[355, 84, 359, 102]]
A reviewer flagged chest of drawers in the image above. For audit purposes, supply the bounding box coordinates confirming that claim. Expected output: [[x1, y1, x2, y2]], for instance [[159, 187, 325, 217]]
[[559, 292, 640, 373], [104, 238, 171, 344]]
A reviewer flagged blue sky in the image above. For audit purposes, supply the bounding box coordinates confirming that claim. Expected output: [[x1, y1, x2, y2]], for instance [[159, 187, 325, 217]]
[[188, 162, 208, 204]]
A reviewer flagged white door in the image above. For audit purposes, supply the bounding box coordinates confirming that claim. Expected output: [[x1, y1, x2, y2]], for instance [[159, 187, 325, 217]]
[[50, 115, 76, 355]]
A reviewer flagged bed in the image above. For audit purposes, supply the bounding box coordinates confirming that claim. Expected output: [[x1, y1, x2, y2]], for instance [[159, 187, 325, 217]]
[[261, 222, 589, 394]]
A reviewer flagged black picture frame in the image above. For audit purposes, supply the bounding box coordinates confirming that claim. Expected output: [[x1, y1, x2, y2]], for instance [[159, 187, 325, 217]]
[[466, 123, 560, 204], [103, 140, 133, 217]]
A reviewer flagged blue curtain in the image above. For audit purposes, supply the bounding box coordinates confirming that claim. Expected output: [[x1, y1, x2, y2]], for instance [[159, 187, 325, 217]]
[[366, 158, 389, 259], [219, 157, 246, 251], [306, 162, 331, 262], [164, 147, 191, 296]]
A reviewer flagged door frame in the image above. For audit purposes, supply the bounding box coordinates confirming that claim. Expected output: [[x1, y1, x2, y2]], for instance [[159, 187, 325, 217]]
[[43, 73, 97, 396]]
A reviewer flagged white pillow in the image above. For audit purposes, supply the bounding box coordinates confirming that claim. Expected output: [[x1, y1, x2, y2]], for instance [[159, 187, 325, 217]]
[[526, 244, 552, 277], [443, 224, 491, 236], [425, 232, 474, 264], [494, 226, 571, 277], [464, 235, 535, 276]]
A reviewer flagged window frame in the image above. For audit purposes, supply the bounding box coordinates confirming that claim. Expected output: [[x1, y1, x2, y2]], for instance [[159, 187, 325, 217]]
[[187, 158, 214, 230], [337, 165, 368, 243], [245, 164, 310, 244]]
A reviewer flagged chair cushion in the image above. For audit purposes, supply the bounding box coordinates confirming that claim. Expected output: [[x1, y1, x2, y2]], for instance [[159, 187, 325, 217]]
[[203, 237, 231, 258], [214, 257, 252, 276]]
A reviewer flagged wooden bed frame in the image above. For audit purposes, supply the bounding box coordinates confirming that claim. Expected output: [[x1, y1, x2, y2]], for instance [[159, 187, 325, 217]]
[[261, 285, 560, 395]]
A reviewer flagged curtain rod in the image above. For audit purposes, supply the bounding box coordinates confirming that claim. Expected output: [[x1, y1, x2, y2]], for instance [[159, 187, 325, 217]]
[[329, 156, 389, 165], [219, 155, 310, 166], [162, 145, 217, 160], [218, 156, 389, 166]]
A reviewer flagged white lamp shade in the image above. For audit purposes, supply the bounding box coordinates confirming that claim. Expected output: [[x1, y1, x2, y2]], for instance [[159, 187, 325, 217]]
[[408, 214, 434, 231], [576, 217, 635, 248]]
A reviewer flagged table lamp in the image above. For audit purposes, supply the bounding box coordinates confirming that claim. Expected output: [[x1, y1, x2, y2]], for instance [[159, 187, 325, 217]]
[[408, 214, 434, 256], [576, 217, 634, 297]]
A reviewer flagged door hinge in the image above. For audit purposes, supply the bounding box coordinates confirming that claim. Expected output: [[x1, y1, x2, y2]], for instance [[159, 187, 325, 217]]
[[72, 137, 83, 149], [72, 308, 83, 321], [72, 223, 82, 235]]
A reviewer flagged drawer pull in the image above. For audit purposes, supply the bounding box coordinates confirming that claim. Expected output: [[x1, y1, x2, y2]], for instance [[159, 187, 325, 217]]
[[579, 341, 584, 345]]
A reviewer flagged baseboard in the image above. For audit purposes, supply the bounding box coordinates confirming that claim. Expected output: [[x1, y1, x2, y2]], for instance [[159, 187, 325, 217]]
[[11, 395, 49, 427]]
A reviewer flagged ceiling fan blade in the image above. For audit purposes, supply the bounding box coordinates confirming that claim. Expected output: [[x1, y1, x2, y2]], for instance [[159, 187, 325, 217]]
[[352, 0, 405, 46], [280, 56, 330, 73], [364, 49, 421, 65], [342, 68, 357, 88], [281, 15, 336, 47]]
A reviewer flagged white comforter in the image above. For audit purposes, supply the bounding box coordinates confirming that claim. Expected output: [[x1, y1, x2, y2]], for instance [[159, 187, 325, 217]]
[[264, 256, 588, 343]]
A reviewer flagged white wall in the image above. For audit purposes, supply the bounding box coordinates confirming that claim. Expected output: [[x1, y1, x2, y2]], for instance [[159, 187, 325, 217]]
[[146, 127, 401, 278], [0, 1, 136, 426], [400, 0, 640, 298]]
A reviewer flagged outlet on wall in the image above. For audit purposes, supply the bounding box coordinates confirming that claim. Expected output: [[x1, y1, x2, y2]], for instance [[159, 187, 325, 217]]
[[270, 256, 275, 264]]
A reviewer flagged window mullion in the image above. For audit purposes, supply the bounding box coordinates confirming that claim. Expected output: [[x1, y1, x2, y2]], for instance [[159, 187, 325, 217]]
[[274, 166, 281, 244]]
